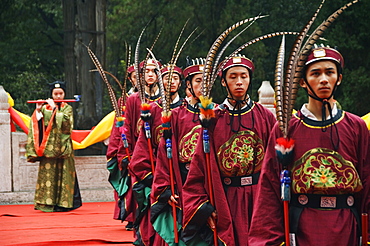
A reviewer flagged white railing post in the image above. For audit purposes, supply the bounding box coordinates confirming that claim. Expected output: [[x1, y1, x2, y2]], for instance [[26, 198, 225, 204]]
[[258, 81, 276, 117], [0, 86, 12, 192]]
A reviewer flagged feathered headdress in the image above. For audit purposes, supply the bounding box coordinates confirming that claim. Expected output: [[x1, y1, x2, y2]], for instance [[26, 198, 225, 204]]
[[198, 14, 302, 127], [146, 22, 198, 243], [133, 24, 163, 122], [275, 0, 359, 145], [184, 57, 206, 79], [147, 20, 197, 139]]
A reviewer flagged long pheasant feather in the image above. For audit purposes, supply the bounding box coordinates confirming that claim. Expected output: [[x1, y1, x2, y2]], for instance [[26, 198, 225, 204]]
[[202, 15, 268, 98], [86, 45, 120, 117], [134, 26, 148, 103], [275, 35, 286, 136], [211, 31, 299, 90], [210, 16, 260, 85], [121, 43, 131, 105], [282, 0, 326, 133]]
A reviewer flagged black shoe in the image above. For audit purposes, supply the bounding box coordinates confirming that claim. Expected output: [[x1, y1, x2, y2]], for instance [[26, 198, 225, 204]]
[[125, 222, 134, 231]]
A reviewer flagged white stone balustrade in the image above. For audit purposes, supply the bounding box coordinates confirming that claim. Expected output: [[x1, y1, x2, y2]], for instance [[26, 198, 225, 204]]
[[0, 86, 12, 193]]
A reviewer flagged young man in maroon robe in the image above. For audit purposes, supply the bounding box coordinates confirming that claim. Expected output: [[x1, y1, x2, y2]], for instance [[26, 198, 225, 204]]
[[106, 65, 137, 229], [113, 59, 162, 236], [123, 59, 162, 159], [151, 60, 208, 245], [182, 56, 276, 246], [248, 46, 370, 245], [129, 64, 183, 246]]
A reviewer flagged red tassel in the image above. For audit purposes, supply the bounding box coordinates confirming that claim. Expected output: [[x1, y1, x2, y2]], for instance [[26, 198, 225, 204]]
[[161, 115, 171, 124], [276, 137, 295, 149], [141, 103, 151, 111]]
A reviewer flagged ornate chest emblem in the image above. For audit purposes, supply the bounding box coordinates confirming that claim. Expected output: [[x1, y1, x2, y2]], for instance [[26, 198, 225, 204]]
[[179, 125, 201, 163], [292, 148, 363, 194], [217, 130, 264, 177]]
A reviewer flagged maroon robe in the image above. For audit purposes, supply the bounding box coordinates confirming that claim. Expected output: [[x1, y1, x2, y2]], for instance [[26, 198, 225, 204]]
[[106, 116, 123, 220], [151, 101, 202, 243], [152, 101, 201, 207], [106, 97, 135, 222], [123, 92, 161, 158], [130, 99, 183, 246], [248, 110, 370, 246], [106, 96, 129, 164], [115, 92, 159, 228], [182, 101, 276, 246]]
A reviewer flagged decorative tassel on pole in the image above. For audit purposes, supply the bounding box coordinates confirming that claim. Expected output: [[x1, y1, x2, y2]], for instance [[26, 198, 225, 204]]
[[141, 103, 152, 122], [116, 105, 126, 128], [275, 137, 295, 168], [165, 138, 179, 244], [199, 96, 215, 128], [117, 105, 130, 162], [276, 137, 295, 246], [121, 133, 130, 162]]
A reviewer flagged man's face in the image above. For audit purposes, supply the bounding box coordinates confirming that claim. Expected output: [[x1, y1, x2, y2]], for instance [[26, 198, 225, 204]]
[[163, 73, 181, 93], [222, 66, 250, 101], [52, 88, 65, 100], [187, 73, 203, 98], [301, 60, 341, 99], [129, 71, 137, 86], [144, 64, 158, 85]]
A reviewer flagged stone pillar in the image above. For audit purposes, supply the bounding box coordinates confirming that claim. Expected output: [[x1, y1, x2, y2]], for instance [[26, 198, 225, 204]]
[[0, 86, 12, 192], [258, 81, 276, 116]]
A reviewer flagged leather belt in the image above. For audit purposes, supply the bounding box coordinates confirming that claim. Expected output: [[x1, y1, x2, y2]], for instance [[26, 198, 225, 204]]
[[222, 172, 260, 187], [291, 193, 355, 209]]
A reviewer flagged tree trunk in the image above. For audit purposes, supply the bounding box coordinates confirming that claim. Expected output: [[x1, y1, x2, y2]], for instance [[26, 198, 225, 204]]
[[63, 0, 77, 101], [63, 0, 106, 131]]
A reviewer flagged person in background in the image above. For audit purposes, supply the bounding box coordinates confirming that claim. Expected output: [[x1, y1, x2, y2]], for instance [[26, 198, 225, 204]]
[[123, 59, 162, 162], [151, 59, 207, 245], [26, 81, 82, 212], [106, 66, 137, 230], [130, 64, 183, 246]]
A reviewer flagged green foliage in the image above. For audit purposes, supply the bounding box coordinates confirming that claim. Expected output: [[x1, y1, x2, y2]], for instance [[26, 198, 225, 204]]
[[339, 67, 370, 116], [0, 0, 64, 115]]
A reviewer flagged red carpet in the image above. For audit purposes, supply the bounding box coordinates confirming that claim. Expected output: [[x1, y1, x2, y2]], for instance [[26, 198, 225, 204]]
[[0, 202, 135, 245]]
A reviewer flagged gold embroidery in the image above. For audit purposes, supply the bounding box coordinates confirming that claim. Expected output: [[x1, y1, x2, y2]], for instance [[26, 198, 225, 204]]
[[292, 148, 363, 194], [179, 125, 202, 162], [217, 131, 264, 177], [136, 118, 143, 137]]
